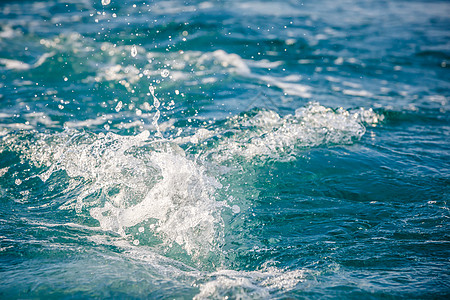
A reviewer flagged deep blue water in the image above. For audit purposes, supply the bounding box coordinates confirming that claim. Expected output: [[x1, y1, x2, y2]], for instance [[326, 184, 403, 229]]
[[0, 0, 449, 298]]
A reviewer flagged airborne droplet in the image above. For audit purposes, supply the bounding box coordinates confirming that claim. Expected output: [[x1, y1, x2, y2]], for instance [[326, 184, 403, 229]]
[[153, 97, 160, 109], [161, 69, 170, 78], [149, 86, 160, 108], [131, 45, 137, 57], [101, 0, 111, 6], [115, 101, 123, 112]]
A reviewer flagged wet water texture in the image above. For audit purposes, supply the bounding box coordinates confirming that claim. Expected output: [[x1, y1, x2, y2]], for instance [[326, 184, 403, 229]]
[[0, 0, 449, 299]]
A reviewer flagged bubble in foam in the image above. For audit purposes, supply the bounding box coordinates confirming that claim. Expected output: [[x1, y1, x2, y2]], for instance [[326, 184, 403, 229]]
[[231, 205, 240, 214], [133, 239, 140, 246], [131, 45, 137, 57]]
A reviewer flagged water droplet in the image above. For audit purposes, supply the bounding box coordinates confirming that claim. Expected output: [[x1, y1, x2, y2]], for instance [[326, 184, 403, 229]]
[[153, 110, 160, 122], [149, 86, 160, 108], [133, 239, 140, 246], [161, 69, 169, 78], [131, 45, 137, 57], [231, 205, 240, 214], [153, 98, 160, 109], [15, 179, 22, 185], [101, 0, 111, 5], [115, 101, 123, 112], [138, 227, 144, 233]]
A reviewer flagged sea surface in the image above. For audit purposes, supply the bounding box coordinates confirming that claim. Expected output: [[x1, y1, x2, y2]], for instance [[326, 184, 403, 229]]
[[0, 0, 449, 298]]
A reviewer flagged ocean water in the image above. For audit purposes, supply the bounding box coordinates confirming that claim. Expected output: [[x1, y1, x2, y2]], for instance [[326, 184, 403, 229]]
[[0, 0, 449, 298]]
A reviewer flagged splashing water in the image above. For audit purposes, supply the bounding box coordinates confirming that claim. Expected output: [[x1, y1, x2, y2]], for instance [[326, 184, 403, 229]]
[[179, 102, 383, 163], [149, 85, 163, 138], [131, 45, 137, 57], [8, 129, 224, 259], [1, 0, 448, 298], [3, 101, 382, 261]]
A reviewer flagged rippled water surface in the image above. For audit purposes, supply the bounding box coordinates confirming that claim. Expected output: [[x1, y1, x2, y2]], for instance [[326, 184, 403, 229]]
[[0, 0, 449, 298]]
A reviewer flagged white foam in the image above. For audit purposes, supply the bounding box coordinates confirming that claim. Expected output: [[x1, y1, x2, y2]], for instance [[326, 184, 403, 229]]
[[64, 115, 113, 128], [77, 45, 310, 103], [342, 81, 362, 89], [174, 128, 215, 144], [247, 59, 283, 69], [259, 75, 311, 98], [0, 52, 54, 70], [0, 25, 17, 39], [90, 150, 224, 257], [206, 50, 251, 75], [342, 89, 374, 97], [190, 102, 382, 162], [92, 64, 141, 91], [25, 112, 59, 127], [0, 123, 34, 130], [196, 50, 313, 98], [0, 58, 30, 70], [194, 267, 306, 299], [15, 130, 224, 259]]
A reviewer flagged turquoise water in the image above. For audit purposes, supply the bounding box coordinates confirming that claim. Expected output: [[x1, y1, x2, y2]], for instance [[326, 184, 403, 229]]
[[0, 0, 449, 298]]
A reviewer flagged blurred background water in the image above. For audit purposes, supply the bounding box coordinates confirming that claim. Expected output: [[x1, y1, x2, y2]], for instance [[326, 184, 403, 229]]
[[0, 0, 449, 298]]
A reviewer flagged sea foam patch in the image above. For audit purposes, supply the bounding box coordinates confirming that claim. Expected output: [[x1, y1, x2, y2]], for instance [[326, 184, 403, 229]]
[[183, 102, 384, 163], [5, 130, 224, 259]]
